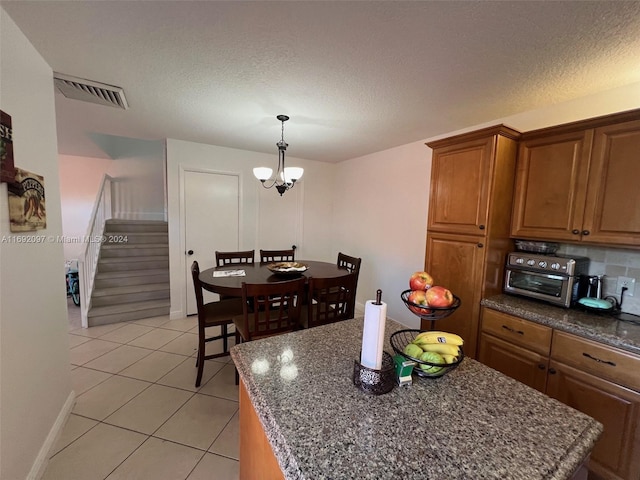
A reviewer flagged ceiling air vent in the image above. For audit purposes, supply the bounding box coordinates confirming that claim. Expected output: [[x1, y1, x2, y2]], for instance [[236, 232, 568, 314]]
[[53, 72, 128, 110]]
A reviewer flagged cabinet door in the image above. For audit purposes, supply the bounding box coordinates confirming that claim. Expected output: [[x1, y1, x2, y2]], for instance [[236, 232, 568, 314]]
[[479, 333, 549, 392], [582, 119, 640, 247], [546, 360, 640, 480], [428, 137, 492, 235], [511, 130, 593, 241], [424, 232, 484, 357]]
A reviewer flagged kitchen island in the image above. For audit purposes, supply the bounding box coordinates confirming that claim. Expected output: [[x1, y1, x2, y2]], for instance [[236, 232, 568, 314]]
[[230, 318, 602, 480]]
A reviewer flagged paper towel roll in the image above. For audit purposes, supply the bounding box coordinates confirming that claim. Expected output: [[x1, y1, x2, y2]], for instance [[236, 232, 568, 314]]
[[360, 300, 387, 370]]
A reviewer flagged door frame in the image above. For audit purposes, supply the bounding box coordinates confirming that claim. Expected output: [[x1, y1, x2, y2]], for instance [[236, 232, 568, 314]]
[[178, 165, 244, 318]]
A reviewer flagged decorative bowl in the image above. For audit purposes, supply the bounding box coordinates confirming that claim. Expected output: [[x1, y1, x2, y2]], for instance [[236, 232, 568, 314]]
[[267, 262, 308, 276], [400, 289, 461, 320], [390, 329, 464, 378]]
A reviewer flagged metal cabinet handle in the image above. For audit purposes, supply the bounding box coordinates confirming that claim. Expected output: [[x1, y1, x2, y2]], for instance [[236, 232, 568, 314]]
[[583, 352, 616, 367], [502, 325, 524, 335], [548, 368, 557, 375], [572, 229, 580, 235], [477, 243, 484, 248], [479, 225, 485, 230], [582, 230, 590, 236], [187, 250, 194, 256], [537, 364, 546, 370]]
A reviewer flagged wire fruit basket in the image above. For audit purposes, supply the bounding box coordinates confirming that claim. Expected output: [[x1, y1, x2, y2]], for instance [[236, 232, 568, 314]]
[[400, 289, 461, 320], [390, 329, 464, 378]]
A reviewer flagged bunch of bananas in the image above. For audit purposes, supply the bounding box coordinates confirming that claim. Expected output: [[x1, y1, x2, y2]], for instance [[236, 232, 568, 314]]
[[403, 331, 463, 371]]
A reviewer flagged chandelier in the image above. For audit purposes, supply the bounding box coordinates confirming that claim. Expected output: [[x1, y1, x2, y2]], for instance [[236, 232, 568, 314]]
[[253, 115, 303, 196]]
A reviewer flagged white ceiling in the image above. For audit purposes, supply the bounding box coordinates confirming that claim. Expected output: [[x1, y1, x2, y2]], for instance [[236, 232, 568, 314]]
[[3, 1, 640, 162]]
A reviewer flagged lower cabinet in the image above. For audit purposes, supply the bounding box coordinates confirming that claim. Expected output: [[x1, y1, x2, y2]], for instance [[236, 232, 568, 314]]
[[546, 361, 640, 480], [479, 334, 549, 392], [479, 307, 640, 480]]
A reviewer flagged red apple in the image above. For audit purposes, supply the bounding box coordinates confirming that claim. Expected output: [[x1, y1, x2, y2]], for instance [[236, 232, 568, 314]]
[[409, 271, 434, 291], [425, 286, 454, 308], [407, 290, 432, 315]]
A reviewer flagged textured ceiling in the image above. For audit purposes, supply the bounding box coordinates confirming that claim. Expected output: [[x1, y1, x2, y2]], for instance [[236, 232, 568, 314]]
[[3, 1, 640, 162]]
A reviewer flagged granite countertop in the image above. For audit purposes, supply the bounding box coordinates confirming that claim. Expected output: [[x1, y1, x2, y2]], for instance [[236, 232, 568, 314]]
[[231, 318, 602, 480], [481, 294, 640, 355]]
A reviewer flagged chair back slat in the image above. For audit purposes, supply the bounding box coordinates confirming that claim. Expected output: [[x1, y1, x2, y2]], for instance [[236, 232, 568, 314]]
[[191, 261, 206, 325], [337, 253, 361, 318], [260, 249, 295, 264], [307, 272, 357, 328], [216, 250, 255, 267], [240, 277, 305, 340]]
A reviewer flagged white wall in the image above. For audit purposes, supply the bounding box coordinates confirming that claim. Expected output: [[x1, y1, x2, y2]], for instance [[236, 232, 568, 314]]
[[166, 139, 334, 319], [0, 9, 72, 480], [106, 138, 166, 221], [59, 154, 112, 261], [334, 81, 640, 328], [333, 141, 431, 328]]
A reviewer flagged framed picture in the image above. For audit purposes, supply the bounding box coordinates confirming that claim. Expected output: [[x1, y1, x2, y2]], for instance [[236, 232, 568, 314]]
[[0, 110, 15, 184], [8, 168, 46, 232]]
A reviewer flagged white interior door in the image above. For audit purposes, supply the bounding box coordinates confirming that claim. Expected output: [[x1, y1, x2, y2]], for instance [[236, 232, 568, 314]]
[[257, 182, 303, 253], [185, 170, 239, 315]]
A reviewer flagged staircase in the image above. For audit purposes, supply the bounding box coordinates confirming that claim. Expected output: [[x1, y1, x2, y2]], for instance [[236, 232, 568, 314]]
[[87, 219, 170, 326]]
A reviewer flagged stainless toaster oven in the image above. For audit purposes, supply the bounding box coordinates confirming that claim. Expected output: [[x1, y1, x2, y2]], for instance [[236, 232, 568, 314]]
[[504, 252, 590, 308]]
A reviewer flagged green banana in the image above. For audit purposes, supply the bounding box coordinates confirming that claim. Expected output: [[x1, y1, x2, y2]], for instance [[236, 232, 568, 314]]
[[413, 331, 464, 346]]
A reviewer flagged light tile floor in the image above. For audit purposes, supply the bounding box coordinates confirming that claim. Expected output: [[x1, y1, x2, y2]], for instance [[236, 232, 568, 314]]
[[44, 299, 239, 480]]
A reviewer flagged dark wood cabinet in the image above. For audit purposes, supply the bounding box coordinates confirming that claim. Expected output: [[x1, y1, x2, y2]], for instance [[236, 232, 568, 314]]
[[425, 232, 485, 357], [511, 110, 640, 247], [546, 360, 640, 480], [582, 119, 640, 246], [479, 334, 549, 392], [425, 126, 520, 357]]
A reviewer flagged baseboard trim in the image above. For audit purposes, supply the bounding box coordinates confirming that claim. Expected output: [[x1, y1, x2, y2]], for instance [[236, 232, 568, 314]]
[[170, 308, 185, 320], [27, 390, 76, 480]]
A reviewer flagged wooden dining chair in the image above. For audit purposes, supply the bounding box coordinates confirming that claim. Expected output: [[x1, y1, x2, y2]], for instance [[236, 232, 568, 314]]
[[260, 248, 295, 264], [337, 252, 361, 317], [233, 276, 305, 383], [215, 250, 255, 267], [304, 272, 357, 328], [191, 261, 244, 387]]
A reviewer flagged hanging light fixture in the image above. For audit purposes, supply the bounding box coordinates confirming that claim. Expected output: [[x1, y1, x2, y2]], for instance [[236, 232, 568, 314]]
[[253, 115, 304, 196]]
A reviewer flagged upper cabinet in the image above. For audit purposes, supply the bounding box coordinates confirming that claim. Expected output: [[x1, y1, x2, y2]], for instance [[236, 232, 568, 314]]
[[428, 125, 521, 236], [511, 110, 640, 247]]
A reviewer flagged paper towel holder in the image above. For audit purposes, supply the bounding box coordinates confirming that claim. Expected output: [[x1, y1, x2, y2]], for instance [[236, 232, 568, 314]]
[[353, 351, 395, 395]]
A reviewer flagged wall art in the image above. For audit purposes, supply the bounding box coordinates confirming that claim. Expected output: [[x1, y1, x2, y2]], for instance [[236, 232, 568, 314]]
[[8, 167, 46, 232]]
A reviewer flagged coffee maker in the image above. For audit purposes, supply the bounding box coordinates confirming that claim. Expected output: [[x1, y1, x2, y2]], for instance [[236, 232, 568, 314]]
[[577, 274, 604, 299]]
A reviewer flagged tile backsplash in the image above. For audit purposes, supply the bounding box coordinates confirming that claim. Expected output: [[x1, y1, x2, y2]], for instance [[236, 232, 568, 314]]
[[558, 244, 640, 315]]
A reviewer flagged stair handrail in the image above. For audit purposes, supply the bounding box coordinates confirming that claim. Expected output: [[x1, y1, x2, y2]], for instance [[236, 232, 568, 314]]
[[78, 174, 114, 327]]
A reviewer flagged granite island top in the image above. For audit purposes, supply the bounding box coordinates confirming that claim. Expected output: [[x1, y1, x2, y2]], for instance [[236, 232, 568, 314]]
[[231, 318, 602, 480], [481, 294, 640, 355]]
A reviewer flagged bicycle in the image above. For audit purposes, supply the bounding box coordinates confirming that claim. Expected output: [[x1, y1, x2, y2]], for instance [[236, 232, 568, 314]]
[[65, 260, 80, 306]]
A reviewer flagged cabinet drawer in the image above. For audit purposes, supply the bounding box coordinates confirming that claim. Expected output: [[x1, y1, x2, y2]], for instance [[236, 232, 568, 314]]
[[551, 330, 640, 391], [481, 308, 552, 355]]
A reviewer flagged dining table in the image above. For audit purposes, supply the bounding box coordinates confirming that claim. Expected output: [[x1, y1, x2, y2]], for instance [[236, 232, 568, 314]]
[[199, 260, 351, 297]]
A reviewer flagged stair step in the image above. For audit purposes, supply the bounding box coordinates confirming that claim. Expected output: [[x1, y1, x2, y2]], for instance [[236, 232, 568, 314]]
[[87, 299, 170, 326], [91, 285, 170, 307], [98, 257, 169, 272], [93, 282, 169, 297], [95, 269, 170, 288], [100, 244, 169, 257], [105, 220, 168, 233], [96, 268, 169, 279], [102, 232, 168, 245]]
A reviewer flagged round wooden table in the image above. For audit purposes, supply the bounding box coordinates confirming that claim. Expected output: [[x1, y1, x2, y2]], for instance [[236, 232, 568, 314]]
[[199, 260, 350, 296]]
